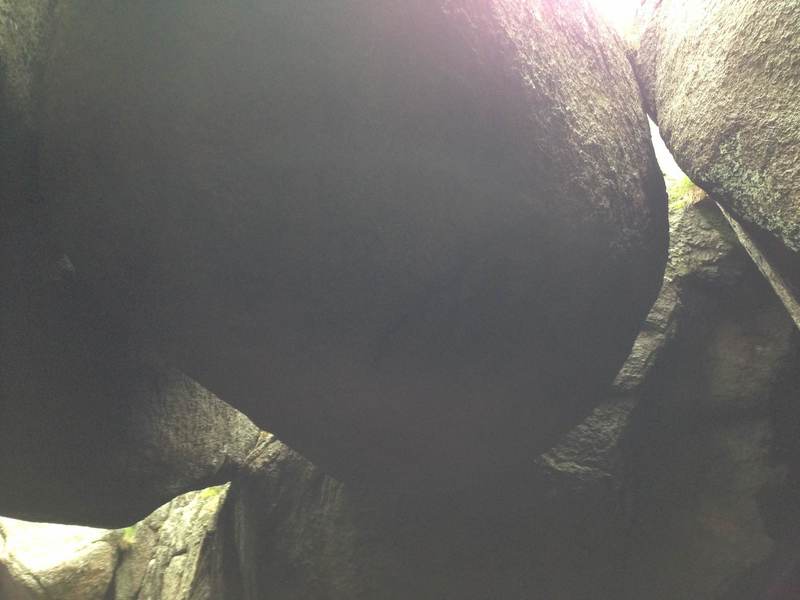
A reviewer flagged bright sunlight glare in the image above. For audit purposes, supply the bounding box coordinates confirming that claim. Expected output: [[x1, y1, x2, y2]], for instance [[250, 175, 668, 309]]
[[587, 0, 640, 34]]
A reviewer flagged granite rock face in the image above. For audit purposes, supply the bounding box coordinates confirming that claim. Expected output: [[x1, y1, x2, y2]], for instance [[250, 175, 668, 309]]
[[112, 485, 236, 600], [621, 198, 800, 599], [39, 0, 668, 489], [539, 195, 744, 505], [229, 435, 607, 600], [159, 199, 796, 600], [529, 194, 800, 600], [0, 487, 237, 600], [632, 9, 800, 587], [634, 0, 800, 259], [5, 233, 797, 600], [7, 1, 799, 597]]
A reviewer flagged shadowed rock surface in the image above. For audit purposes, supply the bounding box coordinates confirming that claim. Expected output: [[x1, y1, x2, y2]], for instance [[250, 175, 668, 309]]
[[0, 288, 262, 528], [634, 0, 800, 261], [4, 217, 797, 599], [0, 0, 53, 216], [1, 0, 262, 528], [224, 201, 798, 600], [38, 0, 667, 490], [620, 197, 800, 599], [76, 199, 795, 600], [631, 14, 800, 592], [5, 1, 800, 599]]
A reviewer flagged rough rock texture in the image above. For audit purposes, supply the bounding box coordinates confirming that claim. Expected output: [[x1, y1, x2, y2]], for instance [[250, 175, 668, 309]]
[[536, 192, 742, 510], [0, 316, 261, 527], [230, 435, 574, 600], [214, 233, 796, 599], [211, 201, 800, 597], [0, 0, 53, 214], [541, 195, 800, 599], [0, 487, 237, 600], [634, 0, 800, 260], [621, 200, 800, 599], [0, 211, 263, 529], [0, 255, 262, 527], [0, 518, 117, 600], [717, 203, 800, 332], [21, 433, 629, 599], [39, 0, 667, 489], [113, 485, 236, 600], [529, 195, 758, 598], [1, 0, 57, 363], [213, 200, 798, 600], [7, 219, 797, 600]]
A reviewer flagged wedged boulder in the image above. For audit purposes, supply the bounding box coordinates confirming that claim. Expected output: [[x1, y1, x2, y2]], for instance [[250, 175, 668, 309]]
[[0, 486, 236, 600], [620, 198, 800, 599], [0, 288, 260, 527], [532, 194, 800, 598], [112, 485, 235, 600], [0, 518, 117, 600], [193, 228, 798, 600], [634, 0, 800, 260], [29, 430, 626, 599], [204, 235, 799, 600], [230, 435, 587, 600], [40, 0, 668, 489], [0, 252, 261, 526], [4, 200, 796, 600], [532, 194, 750, 597]]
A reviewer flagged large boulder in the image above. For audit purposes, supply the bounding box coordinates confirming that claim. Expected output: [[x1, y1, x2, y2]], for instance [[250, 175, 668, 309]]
[[0, 265, 262, 527], [506, 194, 800, 599], [622, 198, 800, 599], [634, 0, 800, 259], [39, 0, 668, 489], [0, 486, 235, 600], [133, 193, 796, 600], [4, 200, 796, 600], [0, 518, 117, 600], [112, 485, 234, 600], [0, 0, 262, 528], [0, 248, 261, 528], [182, 208, 800, 600], [230, 435, 588, 600]]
